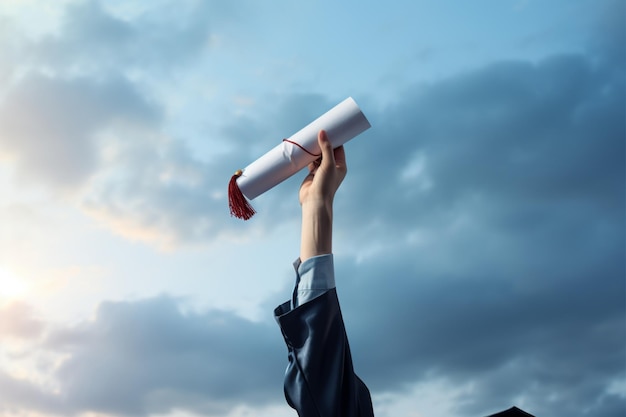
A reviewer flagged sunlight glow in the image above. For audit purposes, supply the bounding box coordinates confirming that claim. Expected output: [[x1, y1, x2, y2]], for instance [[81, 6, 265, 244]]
[[0, 266, 28, 299]]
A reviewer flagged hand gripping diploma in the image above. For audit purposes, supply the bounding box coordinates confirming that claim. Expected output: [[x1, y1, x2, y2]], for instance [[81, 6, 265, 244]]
[[274, 131, 375, 417]]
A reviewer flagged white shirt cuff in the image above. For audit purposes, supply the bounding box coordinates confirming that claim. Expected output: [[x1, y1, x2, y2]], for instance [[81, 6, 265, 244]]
[[293, 254, 336, 307]]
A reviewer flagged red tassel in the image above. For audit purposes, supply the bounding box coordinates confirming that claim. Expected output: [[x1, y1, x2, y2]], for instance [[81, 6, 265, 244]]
[[228, 170, 256, 220]]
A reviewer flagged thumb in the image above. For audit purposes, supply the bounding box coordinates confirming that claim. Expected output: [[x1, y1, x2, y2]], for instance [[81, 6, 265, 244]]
[[318, 130, 335, 168]]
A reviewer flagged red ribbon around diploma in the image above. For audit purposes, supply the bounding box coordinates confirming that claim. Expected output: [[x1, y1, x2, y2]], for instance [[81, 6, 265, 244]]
[[227, 97, 371, 220]]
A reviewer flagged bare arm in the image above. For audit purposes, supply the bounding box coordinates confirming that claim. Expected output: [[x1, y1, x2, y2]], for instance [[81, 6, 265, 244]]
[[299, 130, 347, 262]]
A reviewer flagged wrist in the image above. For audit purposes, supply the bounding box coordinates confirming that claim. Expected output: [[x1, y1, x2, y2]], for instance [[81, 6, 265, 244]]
[[301, 197, 333, 213], [300, 200, 333, 261]]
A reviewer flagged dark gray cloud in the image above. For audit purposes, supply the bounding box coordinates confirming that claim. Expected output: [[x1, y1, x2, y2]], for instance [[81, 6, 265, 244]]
[[321, 16, 624, 417], [0, 296, 287, 416], [339, 52, 623, 235], [345, 26, 622, 417], [48, 296, 285, 415], [335, 239, 624, 417]]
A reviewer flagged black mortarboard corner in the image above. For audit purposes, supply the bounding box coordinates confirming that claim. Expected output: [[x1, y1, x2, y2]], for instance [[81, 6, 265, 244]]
[[484, 406, 535, 417]]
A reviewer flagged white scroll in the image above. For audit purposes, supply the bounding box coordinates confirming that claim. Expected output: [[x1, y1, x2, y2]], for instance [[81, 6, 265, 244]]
[[228, 97, 371, 219]]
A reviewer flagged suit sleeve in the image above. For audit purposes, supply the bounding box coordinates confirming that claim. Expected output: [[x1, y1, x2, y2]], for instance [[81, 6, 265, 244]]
[[274, 289, 374, 417]]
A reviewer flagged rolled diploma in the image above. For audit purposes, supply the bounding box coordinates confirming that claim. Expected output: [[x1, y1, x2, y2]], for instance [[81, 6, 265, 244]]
[[236, 97, 371, 200]]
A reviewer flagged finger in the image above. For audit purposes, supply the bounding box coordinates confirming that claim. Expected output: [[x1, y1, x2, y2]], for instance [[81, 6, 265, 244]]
[[307, 156, 321, 173], [333, 145, 346, 171]]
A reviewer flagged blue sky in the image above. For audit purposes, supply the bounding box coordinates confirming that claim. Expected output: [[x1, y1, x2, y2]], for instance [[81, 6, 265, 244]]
[[0, 1, 624, 417]]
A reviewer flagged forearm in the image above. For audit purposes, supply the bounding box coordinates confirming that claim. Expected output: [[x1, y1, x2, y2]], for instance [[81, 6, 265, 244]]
[[300, 200, 333, 262]]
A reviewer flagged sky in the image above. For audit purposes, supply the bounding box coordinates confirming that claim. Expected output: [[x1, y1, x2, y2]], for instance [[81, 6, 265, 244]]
[[0, 0, 624, 417]]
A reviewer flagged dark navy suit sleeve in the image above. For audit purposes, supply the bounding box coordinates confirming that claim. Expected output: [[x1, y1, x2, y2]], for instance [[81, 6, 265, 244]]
[[274, 289, 374, 417]]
